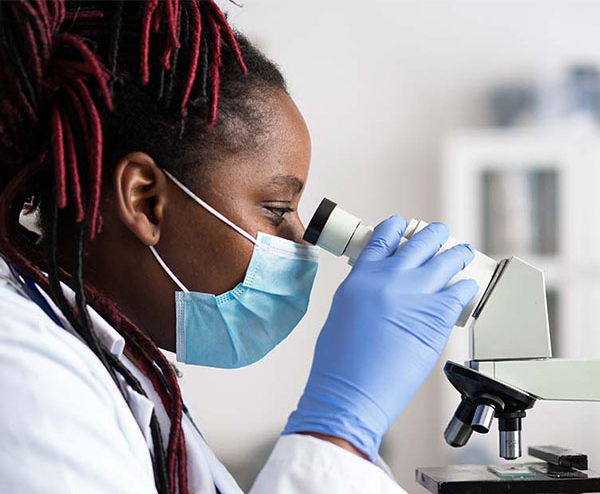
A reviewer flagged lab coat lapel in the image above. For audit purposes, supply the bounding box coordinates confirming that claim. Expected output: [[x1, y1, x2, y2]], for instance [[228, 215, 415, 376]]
[[35, 278, 126, 359], [35, 280, 157, 448], [182, 411, 245, 494], [118, 374, 155, 446]]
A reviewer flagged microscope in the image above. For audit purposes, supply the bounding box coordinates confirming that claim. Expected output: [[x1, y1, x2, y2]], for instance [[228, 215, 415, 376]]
[[304, 198, 600, 493]]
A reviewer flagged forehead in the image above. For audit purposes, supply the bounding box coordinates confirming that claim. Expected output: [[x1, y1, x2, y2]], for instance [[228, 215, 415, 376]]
[[198, 90, 311, 193]]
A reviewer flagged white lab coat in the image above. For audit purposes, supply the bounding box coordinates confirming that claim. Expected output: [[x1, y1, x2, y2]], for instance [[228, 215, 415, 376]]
[[0, 258, 405, 493]]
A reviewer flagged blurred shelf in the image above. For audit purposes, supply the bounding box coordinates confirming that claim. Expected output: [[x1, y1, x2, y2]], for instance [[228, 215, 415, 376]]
[[442, 126, 600, 356]]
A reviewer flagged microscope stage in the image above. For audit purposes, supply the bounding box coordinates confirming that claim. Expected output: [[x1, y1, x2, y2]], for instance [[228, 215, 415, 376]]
[[416, 463, 600, 494]]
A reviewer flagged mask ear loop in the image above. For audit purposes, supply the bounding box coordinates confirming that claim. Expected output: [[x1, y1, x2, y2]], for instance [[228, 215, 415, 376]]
[[149, 245, 190, 293], [162, 169, 259, 247]]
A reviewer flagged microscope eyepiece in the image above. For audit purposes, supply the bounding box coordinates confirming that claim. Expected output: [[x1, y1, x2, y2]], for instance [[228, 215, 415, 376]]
[[302, 198, 370, 260], [303, 198, 338, 246], [303, 198, 499, 325]]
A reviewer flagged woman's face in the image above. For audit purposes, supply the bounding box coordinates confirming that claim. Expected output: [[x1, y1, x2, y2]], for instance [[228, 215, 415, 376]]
[[83, 89, 311, 350], [157, 89, 312, 296]]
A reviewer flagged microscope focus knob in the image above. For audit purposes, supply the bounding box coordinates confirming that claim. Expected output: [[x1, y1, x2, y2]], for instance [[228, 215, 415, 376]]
[[471, 403, 496, 434]]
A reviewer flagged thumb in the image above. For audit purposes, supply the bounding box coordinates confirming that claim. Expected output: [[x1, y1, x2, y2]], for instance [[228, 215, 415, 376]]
[[440, 279, 479, 324]]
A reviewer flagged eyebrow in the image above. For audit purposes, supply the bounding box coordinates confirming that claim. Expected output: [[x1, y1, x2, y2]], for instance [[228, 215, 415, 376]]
[[268, 175, 304, 195]]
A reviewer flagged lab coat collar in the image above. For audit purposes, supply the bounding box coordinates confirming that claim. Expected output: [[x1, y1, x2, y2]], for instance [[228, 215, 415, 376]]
[[36, 277, 126, 360], [82, 302, 126, 359]]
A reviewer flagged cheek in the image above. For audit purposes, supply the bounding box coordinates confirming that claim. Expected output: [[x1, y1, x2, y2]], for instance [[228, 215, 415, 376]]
[[161, 200, 256, 295]]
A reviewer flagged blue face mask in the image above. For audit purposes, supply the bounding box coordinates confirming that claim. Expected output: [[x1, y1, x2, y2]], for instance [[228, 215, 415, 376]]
[[149, 170, 319, 369]]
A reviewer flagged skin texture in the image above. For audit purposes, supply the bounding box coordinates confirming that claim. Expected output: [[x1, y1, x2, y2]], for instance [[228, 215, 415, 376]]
[[73, 89, 365, 460]]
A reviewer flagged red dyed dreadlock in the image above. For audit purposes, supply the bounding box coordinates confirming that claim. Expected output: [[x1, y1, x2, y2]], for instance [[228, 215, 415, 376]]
[[0, 2, 251, 493]]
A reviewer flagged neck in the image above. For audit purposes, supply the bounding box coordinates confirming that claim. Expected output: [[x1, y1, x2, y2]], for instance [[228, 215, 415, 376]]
[[58, 230, 177, 352]]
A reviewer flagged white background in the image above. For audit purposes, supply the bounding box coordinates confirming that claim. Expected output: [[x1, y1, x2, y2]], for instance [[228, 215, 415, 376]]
[[177, 1, 600, 491]]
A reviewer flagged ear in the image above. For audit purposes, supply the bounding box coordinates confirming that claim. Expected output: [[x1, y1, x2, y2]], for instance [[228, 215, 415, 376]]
[[113, 152, 167, 246]]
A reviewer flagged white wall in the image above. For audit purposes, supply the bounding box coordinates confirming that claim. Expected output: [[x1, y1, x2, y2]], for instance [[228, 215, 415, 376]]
[[178, 1, 600, 491]]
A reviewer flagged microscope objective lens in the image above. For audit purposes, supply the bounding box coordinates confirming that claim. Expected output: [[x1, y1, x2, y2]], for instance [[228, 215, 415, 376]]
[[499, 430, 521, 460]]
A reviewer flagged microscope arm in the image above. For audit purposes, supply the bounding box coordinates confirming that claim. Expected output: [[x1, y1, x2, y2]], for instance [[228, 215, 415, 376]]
[[472, 359, 600, 401]]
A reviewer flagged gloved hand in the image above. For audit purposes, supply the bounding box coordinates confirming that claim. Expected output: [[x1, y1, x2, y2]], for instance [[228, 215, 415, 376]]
[[283, 216, 478, 461]]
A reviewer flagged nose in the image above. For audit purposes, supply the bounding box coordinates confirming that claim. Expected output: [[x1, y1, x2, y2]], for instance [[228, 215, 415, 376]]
[[298, 218, 311, 245], [284, 215, 309, 245]]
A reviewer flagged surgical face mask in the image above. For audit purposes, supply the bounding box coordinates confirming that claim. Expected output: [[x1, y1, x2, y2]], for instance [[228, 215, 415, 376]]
[[149, 170, 319, 369]]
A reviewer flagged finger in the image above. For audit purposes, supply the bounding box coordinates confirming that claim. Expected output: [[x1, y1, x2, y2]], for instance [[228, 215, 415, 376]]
[[420, 244, 475, 292], [440, 279, 479, 325], [393, 222, 449, 269], [356, 215, 408, 263]]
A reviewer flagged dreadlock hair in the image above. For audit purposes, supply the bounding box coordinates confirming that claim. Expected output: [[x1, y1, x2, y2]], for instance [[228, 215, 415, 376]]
[[0, 2, 287, 493]]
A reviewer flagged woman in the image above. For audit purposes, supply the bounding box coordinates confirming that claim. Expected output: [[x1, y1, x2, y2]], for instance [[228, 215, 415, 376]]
[[0, 1, 478, 493]]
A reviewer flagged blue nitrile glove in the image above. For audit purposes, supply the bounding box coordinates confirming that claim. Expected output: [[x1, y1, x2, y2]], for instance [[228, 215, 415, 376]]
[[283, 217, 479, 461]]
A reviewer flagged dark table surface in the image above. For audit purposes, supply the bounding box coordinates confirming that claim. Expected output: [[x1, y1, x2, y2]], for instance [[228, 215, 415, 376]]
[[416, 463, 600, 494]]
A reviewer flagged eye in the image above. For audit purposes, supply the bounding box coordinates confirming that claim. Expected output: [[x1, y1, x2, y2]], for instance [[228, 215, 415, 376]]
[[270, 207, 293, 217], [264, 205, 295, 225]]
